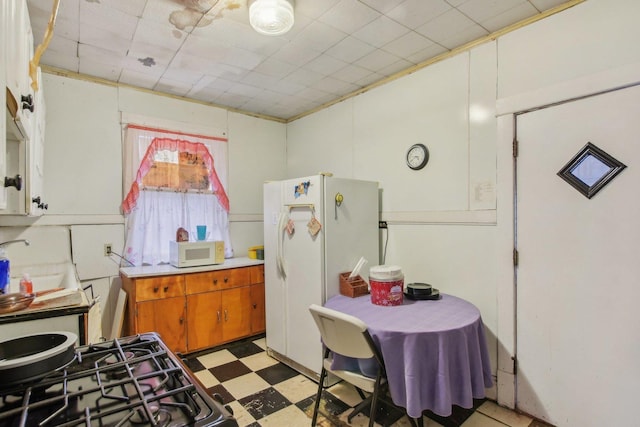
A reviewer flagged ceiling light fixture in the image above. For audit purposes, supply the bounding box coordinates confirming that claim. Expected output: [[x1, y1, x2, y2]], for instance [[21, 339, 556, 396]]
[[248, 0, 294, 36]]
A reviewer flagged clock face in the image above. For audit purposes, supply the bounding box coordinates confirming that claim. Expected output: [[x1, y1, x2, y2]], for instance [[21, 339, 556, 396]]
[[406, 144, 429, 170]]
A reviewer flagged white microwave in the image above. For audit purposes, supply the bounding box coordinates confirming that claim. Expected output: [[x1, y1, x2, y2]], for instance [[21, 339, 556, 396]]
[[170, 240, 224, 268]]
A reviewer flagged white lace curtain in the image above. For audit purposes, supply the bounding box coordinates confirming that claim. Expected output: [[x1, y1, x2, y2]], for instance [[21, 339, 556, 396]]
[[121, 124, 233, 266]]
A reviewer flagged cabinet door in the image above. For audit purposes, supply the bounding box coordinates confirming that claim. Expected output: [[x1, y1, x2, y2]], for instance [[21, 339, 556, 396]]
[[137, 297, 186, 353], [250, 283, 265, 334], [186, 268, 251, 294], [221, 286, 251, 342], [186, 292, 222, 352]]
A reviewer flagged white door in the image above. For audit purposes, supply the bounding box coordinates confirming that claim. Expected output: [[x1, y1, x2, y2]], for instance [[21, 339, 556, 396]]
[[515, 85, 640, 426]]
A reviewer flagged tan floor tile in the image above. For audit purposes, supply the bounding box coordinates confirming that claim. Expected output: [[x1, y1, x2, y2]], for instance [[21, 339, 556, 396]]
[[273, 374, 318, 404], [461, 411, 510, 427], [222, 372, 270, 400], [477, 401, 532, 427], [240, 351, 279, 371], [394, 416, 445, 427], [252, 337, 266, 350], [327, 382, 365, 407], [197, 349, 236, 369], [227, 400, 257, 427], [259, 404, 311, 426], [194, 369, 219, 388], [336, 409, 381, 427]]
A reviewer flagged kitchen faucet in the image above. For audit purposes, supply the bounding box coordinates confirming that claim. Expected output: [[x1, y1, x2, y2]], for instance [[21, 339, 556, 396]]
[[0, 239, 30, 248]]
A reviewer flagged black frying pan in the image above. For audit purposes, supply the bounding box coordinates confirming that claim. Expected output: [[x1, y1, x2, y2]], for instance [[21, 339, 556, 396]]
[[0, 331, 77, 386]]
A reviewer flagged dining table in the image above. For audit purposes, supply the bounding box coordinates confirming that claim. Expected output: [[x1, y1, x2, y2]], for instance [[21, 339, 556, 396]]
[[324, 293, 493, 419]]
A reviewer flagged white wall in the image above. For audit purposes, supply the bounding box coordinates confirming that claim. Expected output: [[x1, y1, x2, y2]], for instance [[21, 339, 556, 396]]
[[285, 0, 640, 423]]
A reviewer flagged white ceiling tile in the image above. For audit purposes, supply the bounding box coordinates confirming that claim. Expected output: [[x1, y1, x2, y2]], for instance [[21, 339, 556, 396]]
[[241, 71, 281, 89], [356, 71, 385, 87], [303, 55, 348, 76], [41, 36, 78, 57], [285, 68, 325, 87], [192, 17, 286, 56], [481, 3, 539, 32], [154, 77, 192, 97], [133, 18, 186, 51], [253, 58, 298, 78], [128, 41, 175, 67], [214, 92, 252, 109], [295, 87, 335, 103], [438, 24, 489, 50], [272, 79, 307, 96], [331, 64, 375, 84], [353, 15, 411, 48], [381, 31, 436, 59], [355, 49, 402, 73], [378, 58, 415, 76], [457, 0, 526, 24], [325, 36, 376, 63], [162, 66, 205, 84], [78, 57, 121, 80], [295, 21, 348, 52], [271, 41, 322, 66], [387, 0, 452, 30], [295, 0, 342, 20], [101, 0, 147, 17], [407, 43, 448, 64], [79, 23, 131, 56], [41, 51, 79, 73], [226, 82, 264, 97], [119, 68, 161, 89], [318, 0, 381, 33], [445, 0, 467, 6], [79, 0, 139, 40], [359, 0, 406, 14], [529, 0, 570, 12], [311, 76, 359, 95], [78, 44, 126, 68], [416, 8, 480, 45]]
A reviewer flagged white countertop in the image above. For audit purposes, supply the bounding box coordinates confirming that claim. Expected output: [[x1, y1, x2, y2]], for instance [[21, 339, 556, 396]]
[[119, 257, 264, 278]]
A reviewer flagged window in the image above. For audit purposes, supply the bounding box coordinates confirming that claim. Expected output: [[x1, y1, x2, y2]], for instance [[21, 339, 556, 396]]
[[121, 124, 232, 266]]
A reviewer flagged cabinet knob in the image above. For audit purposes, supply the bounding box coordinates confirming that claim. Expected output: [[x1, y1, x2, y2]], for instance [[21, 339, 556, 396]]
[[163, 286, 169, 292], [179, 317, 184, 324], [213, 279, 218, 285], [224, 277, 229, 283], [153, 287, 159, 293], [252, 304, 257, 309], [4, 175, 22, 191]]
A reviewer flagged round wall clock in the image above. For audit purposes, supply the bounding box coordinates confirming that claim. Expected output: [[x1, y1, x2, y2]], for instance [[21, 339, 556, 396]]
[[406, 143, 429, 170]]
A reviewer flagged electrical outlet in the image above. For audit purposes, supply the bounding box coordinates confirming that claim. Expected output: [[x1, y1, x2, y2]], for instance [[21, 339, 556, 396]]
[[104, 243, 112, 256], [378, 221, 388, 229]]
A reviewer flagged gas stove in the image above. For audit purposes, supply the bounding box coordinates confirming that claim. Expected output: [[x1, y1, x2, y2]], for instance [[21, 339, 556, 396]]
[[0, 333, 238, 427]]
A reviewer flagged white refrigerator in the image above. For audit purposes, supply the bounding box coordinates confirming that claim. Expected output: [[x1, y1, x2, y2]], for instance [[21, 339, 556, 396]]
[[263, 174, 379, 379]]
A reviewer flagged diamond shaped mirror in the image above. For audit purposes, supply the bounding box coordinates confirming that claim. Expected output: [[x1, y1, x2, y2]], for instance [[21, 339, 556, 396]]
[[557, 142, 626, 199]]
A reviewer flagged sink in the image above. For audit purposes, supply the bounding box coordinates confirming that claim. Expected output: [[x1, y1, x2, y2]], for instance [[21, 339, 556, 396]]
[[9, 263, 81, 293]]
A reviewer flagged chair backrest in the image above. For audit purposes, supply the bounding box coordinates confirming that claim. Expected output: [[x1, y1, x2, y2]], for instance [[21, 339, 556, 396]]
[[309, 304, 376, 360]]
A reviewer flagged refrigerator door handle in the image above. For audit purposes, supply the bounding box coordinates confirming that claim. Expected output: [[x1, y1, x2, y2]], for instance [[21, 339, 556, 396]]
[[276, 211, 288, 278]]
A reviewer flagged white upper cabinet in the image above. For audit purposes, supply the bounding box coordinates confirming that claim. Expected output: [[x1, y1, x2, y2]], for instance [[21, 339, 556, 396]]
[[2, 0, 46, 216]]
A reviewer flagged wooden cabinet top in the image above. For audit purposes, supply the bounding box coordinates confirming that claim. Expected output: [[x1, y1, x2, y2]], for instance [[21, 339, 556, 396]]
[[120, 257, 263, 279]]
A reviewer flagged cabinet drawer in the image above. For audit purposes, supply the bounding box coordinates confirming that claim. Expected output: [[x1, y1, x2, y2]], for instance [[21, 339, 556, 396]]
[[249, 265, 265, 284], [135, 276, 185, 301], [186, 268, 251, 294]]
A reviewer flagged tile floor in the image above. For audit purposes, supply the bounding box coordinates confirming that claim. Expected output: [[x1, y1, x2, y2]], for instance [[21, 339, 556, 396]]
[[184, 335, 544, 427]]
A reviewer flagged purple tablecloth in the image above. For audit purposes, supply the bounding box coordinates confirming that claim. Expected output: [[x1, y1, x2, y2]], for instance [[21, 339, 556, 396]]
[[324, 293, 493, 418]]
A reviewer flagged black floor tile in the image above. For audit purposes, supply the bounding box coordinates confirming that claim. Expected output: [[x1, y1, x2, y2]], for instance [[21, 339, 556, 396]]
[[255, 362, 299, 385], [227, 341, 265, 359], [423, 398, 486, 427], [238, 387, 291, 420], [209, 360, 252, 383], [183, 357, 205, 373]]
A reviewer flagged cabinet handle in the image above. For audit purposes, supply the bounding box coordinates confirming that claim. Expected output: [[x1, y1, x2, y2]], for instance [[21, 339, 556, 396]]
[[163, 286, 169, 292], [153, 287, 159, 293], [224, 309, 228, 322], [253, 304, 257, 309], [217, 311, 221, 322], [213, 279, 218, 285], [179, 317, 184, 324], [224, 276, 229, 283]]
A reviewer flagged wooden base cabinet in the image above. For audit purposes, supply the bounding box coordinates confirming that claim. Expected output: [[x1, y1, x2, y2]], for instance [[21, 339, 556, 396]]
[[122, 264, 264, 354]]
